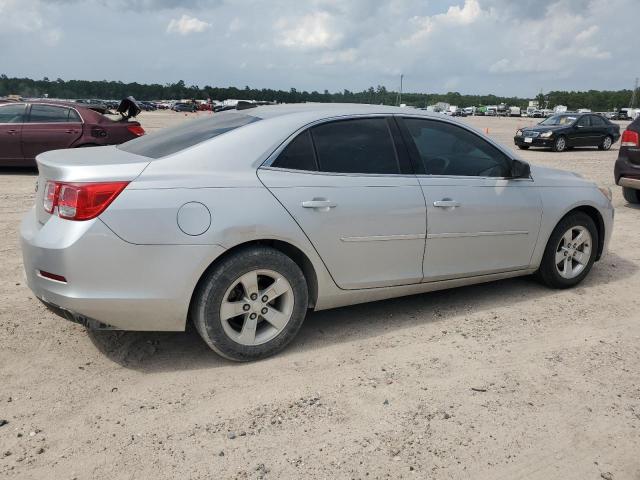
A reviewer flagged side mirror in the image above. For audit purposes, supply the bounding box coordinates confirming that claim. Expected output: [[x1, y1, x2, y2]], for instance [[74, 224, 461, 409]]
[[511, 159, 531, 179]]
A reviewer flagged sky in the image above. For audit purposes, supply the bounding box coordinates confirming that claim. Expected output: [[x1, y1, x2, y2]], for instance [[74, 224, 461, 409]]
[[0, 0, 638, 97]]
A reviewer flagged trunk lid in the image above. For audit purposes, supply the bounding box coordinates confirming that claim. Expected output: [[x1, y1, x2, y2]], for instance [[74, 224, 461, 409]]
[[35, 145, 150, 224]]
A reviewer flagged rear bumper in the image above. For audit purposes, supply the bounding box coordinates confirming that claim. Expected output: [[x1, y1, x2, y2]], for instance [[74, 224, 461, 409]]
[[20, 208, 225, 331], [614, 148, 640, 185]]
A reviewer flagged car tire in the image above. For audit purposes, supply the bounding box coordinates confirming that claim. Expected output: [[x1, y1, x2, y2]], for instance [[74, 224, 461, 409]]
[[622, 187, 640, 204], [192, 246, 309, 362], [552, 135, 567, 152], [598, 135, 613, 151], [518, 145, 530, 150], [536, 212, 598, 289]]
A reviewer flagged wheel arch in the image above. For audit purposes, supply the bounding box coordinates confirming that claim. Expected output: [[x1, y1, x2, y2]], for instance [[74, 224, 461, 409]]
[[188, 239, 319, 320], [560, 205, 606, 260]]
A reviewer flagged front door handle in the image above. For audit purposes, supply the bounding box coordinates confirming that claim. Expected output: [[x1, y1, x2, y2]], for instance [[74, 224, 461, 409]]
[[433, 199, 461, 208], [6, 129, 18, 135], [301, 199, 337, 210]]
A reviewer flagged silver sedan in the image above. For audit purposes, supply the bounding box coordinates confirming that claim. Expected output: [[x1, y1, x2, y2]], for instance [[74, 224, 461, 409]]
[[20, 104, 614, 361]]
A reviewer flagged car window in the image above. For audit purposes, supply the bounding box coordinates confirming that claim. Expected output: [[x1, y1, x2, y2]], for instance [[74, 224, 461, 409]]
[[590, 115, 605, 127], [29, 105, 75, 123], [576, 116, 590, 127], [403, 118, 512, 177], [0, 103, 26, 123], [118, 111, 259, 159], [68, 109, 82, 122], [272, 130, 317, 171], [310, 118, 400, 174]]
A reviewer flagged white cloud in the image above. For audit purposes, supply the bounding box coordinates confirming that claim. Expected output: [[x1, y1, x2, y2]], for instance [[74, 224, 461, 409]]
[[166, 14, 211, 35], [275, 12, 342, 50]]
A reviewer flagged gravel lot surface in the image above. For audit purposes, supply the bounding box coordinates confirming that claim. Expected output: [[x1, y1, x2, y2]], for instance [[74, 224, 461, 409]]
[[1, 111, 638, 480]]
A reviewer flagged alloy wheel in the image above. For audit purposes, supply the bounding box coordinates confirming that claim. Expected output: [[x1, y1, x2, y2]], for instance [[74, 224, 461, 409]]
[[555, 137, 566, 151], [554, 226, 592, 279], [603, 136, 612, 150], [219, 269, 294, 346]]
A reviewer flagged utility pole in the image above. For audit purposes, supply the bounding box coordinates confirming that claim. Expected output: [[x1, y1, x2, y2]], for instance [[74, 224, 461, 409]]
[[630, 77, 639, 109], [398, 74, 404, 106]]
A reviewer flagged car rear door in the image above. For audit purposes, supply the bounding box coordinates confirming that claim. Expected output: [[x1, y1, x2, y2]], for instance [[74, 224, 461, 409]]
[[398, 116, 542, 281], [589, 115, 608, 145], [258, 116, 427, 290], [0, 103, 26, 165], [21, 104, 83, 162]]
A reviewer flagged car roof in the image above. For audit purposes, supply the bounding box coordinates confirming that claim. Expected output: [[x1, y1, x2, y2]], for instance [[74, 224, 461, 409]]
[[249, 103, 433, 121]]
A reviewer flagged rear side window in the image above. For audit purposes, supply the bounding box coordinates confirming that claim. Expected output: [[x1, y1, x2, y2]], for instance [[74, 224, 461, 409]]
[[311, 118, 400, 174], [0, 104, 26, 123], [119, 112, 260, 159], [590, 115, 606, 126], [272, 130, 317, 171], [576, 116, 590, 127], [29, 105, 74, 123], [403, 118, 512, 177]]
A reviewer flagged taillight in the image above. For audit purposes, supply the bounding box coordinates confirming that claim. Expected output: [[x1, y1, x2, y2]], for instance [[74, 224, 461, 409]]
[[127, 125, 145, 136], [43, 181, 60, 213], [621, 130, 639, 147], [42, 181, 129, 220]]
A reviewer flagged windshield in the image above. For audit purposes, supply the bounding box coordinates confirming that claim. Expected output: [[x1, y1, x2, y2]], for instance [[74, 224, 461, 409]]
[[118, 111, 260, 159], [540, 115, 576, 126]]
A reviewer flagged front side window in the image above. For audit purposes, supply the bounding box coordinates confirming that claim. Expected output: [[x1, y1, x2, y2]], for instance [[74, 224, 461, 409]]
[[272, 130, 317, 171], [0, 104, 26, 123], [29, 105, 75, 123], [311, 118, 400, 174], [403, 118, 512, 177]]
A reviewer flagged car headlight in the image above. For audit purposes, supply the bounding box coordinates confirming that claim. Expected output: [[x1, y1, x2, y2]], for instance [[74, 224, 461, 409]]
[[540, 131, 553, 138], [598, 186, 612, 202], [516, 129, 523, 136]]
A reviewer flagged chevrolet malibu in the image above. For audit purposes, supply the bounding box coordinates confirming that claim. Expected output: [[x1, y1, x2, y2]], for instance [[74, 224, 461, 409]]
[[21, 104, 614, 361]]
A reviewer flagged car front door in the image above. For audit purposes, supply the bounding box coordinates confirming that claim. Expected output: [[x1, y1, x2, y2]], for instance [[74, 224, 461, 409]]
[[0, 103, 26, 166], [21, 104, 83, 162], [398, 116, 542, 282], [258, 117, 427, 290]]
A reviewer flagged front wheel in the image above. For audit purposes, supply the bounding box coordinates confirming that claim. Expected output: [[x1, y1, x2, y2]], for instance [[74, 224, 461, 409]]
[[552, 136, 567, 152], [598, 135, 613, 151], [192, 246, 308, 361], [623, 187, 640, 204], [536, 212, 598, 289]]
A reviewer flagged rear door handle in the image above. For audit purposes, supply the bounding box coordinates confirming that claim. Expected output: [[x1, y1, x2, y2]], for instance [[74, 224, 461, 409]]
[[301, 199, 337, 209], [433, 199, 461, 208], [6, 129, 18, 135]]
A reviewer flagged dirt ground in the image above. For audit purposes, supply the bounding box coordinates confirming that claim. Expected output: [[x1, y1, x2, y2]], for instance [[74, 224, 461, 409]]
[[1, 111, 639, 480]]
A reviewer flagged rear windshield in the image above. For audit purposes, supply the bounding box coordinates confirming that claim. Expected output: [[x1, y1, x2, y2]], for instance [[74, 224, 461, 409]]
[[118, 112, 260, 158]]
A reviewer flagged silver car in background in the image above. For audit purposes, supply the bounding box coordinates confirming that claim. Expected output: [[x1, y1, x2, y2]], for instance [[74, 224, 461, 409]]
[[20, 104, 614, 361]]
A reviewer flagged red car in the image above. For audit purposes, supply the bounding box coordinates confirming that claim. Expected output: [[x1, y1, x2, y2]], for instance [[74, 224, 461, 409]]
[[0, 100, 144, 167]]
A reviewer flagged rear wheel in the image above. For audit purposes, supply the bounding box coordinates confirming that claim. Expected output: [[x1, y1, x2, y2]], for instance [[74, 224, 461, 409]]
[[518, 145, 530, 150], [552, 135, 567, 152], [598, 135, 613, 151], [623, 187, 640, 204], [192, 246, 308, 361], [536, 212, 598, 289]]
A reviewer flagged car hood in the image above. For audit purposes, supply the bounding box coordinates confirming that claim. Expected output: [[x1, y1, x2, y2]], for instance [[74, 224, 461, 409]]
[[523, 124, 568, 133], [529, 164, 594, 188]]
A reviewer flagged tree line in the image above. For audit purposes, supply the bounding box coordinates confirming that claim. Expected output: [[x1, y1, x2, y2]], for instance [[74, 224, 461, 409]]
[[0, 74, 636, 111]]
